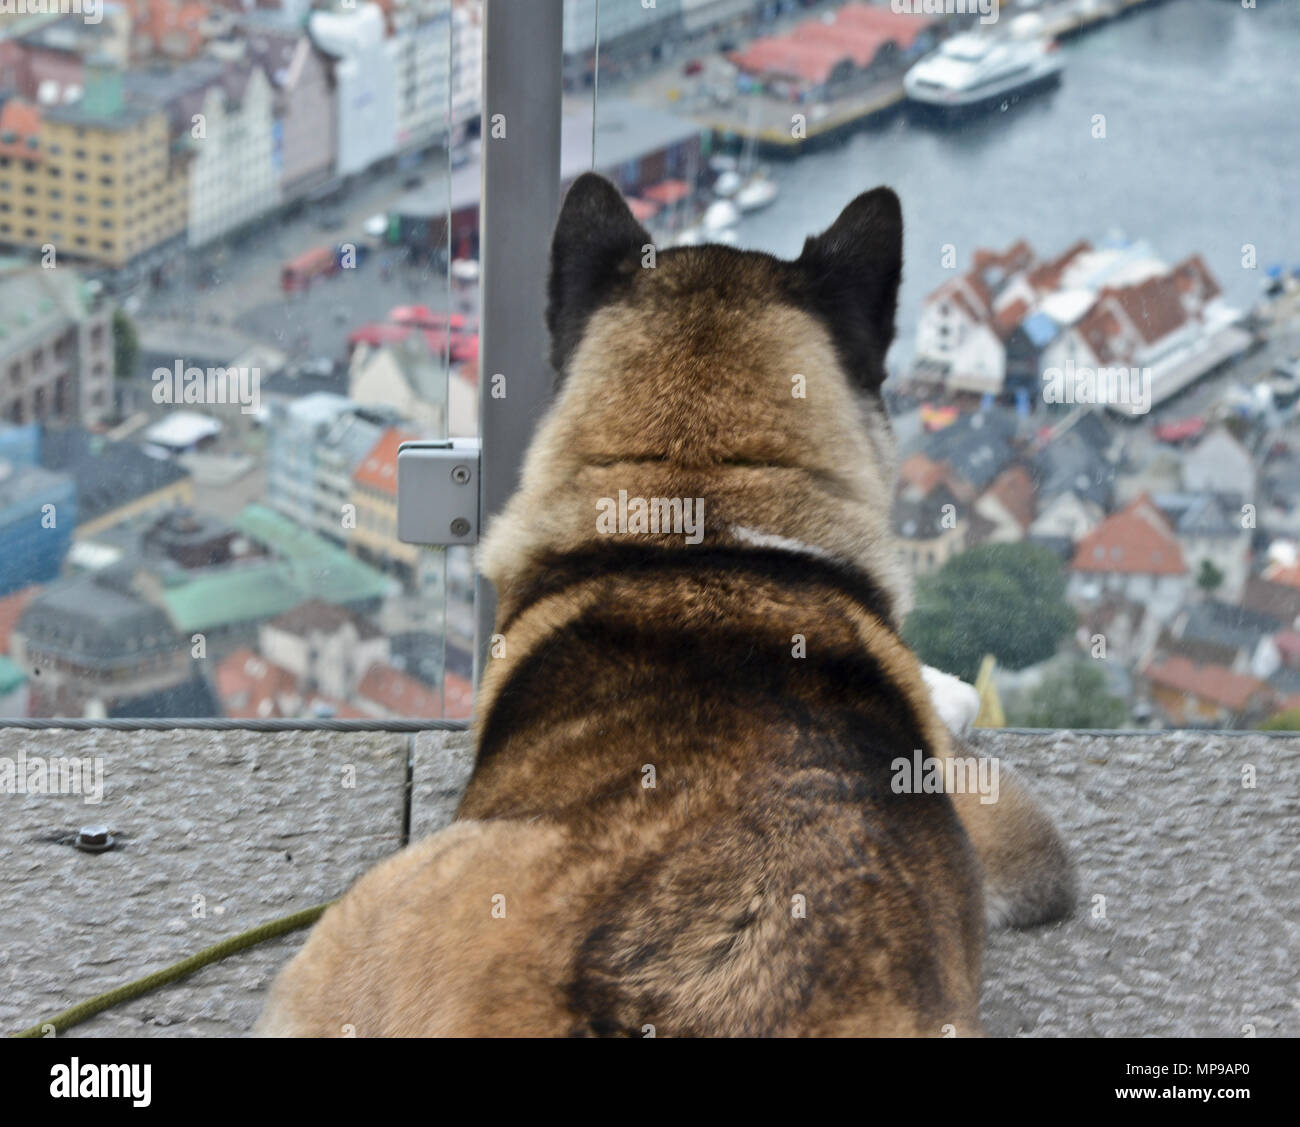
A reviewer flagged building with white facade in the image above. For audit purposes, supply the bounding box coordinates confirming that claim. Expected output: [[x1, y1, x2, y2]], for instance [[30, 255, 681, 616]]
[[388, 0, 483, 152], [309, 3, 399, 179]]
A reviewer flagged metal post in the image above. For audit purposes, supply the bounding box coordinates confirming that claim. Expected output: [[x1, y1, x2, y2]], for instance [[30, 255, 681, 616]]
[[474, 0, 565, 689]]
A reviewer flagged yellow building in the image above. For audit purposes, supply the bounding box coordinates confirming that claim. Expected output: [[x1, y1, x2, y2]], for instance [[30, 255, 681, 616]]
[[0, 60, 187, 270], [351, 426, 423, 582]]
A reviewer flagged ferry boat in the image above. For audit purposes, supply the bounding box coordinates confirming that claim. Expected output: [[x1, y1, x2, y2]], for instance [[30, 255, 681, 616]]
[[903, 34, 1064, 119]]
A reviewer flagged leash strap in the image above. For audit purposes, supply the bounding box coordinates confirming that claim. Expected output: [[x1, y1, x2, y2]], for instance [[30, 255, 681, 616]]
[[10, 901, 336, 1038]]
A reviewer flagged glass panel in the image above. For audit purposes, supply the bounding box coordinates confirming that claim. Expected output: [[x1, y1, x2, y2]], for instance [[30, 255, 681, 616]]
[[565, 0, 1300, 731], [0, 0, 482, 722]]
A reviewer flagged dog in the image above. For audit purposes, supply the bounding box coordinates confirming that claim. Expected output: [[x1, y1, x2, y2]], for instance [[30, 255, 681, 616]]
[[256, 173, 1075, 1037]]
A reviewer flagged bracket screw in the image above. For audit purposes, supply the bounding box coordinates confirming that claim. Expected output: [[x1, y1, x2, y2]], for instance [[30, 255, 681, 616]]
[[450, 517, 471, 537], [451, 465, 472, 485], [75, 825, 114, 853]]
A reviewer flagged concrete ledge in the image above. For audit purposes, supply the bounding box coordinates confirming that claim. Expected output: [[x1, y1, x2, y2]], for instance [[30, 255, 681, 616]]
[[0, 729, 410, 1037], [973, 730, 1299, 1038], [1, 726, 1295, 1037]]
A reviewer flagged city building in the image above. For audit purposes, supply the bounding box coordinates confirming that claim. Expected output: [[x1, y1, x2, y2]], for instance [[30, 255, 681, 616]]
[[214, 646, 367, 720], [242, 20, 337, 200], [154, 503, 393, 657], [392, 97, 705, 261], [308, 3, 398, 180], [1155, 491, 1252, 602], [1069, 493, 1189, 623], [729, 2, 935, 103], [39, 425, 192, 538], [0, 457, 75, 598], [0, 261, 114, 427], [1, 57, 189, 272], [356, 659, 443, 719], [1140, 656, 1275, 729], [351, 425, 422, 584], [12, 566, 193, 717], [386, 0, 483, 152], [349, 330, 448, 439], [315, 406, 399, 543], [914, 236, 1249, 412], [259, 599, 389, 701], [264, 391, 352, 530], [125, 56, 280, 248], [972, 464, 1036, 545], [1181, 427, 1256, 500]]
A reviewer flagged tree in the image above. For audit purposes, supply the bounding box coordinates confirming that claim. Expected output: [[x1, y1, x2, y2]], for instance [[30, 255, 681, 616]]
[[902, 541, 1076, 683], [1260, 709, 1300, 731], [1006, 658, 1129, 730], [1196, 558, 1224, 593], [112, 309, 138, 384]]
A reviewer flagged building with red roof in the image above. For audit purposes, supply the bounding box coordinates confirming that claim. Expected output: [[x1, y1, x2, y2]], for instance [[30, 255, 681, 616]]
[[1140, 656, 1275, 727], [730, 2, 935, 100], [1068, 494, 1190, 623], [351, 427, 422, 584]]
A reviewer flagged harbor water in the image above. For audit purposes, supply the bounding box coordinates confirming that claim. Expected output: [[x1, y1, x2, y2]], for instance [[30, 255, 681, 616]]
[[728, 0, 1300, 371]]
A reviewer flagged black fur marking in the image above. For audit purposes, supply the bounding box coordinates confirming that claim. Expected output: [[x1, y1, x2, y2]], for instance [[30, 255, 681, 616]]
[[478, 582, 927, 774], [498, 542, 899, 635], [787, 185, 903, 393], [547, 172, 652, 378]]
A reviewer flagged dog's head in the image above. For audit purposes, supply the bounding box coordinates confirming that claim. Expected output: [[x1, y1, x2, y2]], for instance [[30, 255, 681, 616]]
[[480, 172, 911, 618], [548, 172, 901, 400]]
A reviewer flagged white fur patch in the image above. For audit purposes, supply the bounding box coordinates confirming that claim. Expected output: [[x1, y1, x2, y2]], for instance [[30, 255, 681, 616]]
[[921, 665, 981, 736], [731, 526, 834, 561]]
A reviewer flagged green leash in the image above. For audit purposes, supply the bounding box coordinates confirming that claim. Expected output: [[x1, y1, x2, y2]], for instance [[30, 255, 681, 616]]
[[11, 901, 336, 1038]]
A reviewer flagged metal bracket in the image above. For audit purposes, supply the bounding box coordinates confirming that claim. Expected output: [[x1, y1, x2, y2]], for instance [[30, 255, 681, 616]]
[[397, 438, 482, 546]]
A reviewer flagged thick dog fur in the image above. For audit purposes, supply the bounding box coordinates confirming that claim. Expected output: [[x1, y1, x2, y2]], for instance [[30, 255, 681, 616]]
[[257, 174, 1075, 1038]]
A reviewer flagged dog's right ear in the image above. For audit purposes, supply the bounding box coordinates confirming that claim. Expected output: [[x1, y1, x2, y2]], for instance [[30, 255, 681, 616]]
[[547, 173, 651, 376]]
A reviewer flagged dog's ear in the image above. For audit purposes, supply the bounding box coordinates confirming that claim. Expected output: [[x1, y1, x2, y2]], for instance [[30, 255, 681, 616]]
[[547, 173, 652, 375], [792, 186, 902, 392]]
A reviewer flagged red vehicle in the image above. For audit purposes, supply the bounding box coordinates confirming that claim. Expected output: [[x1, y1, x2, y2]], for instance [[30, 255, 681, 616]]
[[281, 246, 338, 293], [388, 304, 475, 334]]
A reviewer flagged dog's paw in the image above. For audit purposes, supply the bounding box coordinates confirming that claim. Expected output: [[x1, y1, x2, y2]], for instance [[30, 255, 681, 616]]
[[921, 665, 980, 737]]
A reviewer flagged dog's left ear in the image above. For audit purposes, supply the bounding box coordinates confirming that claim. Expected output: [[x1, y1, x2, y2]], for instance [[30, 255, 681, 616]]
[[547, 172, 652, 376], [792, 186, 902, 391]]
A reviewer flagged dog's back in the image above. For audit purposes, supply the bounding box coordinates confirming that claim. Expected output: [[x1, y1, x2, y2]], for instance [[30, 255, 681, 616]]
[[257, 175, 1072, 1038], [260, 557, 984, 1037]]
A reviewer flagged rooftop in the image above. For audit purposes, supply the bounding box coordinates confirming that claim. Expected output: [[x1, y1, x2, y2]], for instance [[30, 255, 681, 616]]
[[396, 98, 705, 219], [1071, 493, 1186, 576], [40, 428, 189, 525]]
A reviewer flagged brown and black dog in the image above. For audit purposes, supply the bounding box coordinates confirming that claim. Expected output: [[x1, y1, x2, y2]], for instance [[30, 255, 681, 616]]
[[257, 174, 1075, 1037]]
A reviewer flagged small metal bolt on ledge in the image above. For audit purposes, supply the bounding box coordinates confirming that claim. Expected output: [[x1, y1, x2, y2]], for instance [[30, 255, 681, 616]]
[[74, 825, 114, 854]]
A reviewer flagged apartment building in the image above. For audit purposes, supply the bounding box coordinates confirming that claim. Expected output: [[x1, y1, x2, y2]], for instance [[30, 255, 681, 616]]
[[308, 3, 398, 179], [243, 21, 336, 199], [387, 0, 483, 150], [351, 425, 422, 584], [125, 56, 280, 248], [0, 58, 188, 271], [0, 261, 114, 427]]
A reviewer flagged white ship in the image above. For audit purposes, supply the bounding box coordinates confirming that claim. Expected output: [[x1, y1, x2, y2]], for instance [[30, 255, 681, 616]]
[[903, 34, 1064, 118]]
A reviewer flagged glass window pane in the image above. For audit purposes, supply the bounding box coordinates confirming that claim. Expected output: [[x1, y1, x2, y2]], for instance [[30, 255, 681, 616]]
[[0, 0, 482, 723]]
